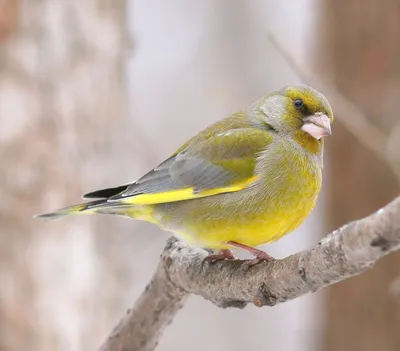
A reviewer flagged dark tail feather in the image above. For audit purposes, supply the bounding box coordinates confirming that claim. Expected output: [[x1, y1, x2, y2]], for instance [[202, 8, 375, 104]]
[[34, 200, 106, 220]]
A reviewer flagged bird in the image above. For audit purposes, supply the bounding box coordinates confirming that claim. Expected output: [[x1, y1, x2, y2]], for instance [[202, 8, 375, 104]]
[[36, 84, 333, 264]]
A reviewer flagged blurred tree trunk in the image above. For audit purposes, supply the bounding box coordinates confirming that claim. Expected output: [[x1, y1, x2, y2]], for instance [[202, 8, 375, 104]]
[[318, 1, 400, 351], [0, 1, 127, 350]]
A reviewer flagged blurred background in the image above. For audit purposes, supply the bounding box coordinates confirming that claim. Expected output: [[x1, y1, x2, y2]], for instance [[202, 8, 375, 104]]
[[1, 0, 400, 350]]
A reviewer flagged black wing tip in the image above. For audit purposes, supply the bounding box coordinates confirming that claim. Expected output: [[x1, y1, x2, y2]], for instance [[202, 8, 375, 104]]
[[82, 184, 130, 199]]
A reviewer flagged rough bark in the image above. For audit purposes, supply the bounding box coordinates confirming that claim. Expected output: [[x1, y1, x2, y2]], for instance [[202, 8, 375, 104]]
[[99, 196, 400, 351], [99, 262, 188, 351]]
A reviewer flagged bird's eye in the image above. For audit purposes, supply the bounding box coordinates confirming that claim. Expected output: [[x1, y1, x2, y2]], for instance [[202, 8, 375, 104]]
[[294, 99, 304, 110]]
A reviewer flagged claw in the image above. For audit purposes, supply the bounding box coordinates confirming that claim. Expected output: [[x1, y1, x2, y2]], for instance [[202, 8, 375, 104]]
[[203, 249, 236, 264], [226, 241, 274, 268]]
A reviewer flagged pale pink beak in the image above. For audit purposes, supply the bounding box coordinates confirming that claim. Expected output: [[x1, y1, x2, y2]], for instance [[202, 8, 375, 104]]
[[301, 113, 331, 140]]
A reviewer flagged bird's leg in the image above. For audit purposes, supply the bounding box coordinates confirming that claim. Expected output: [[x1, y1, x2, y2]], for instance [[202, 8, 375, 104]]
[[203, 249, 236, 263], [226, 240, 274, 267]]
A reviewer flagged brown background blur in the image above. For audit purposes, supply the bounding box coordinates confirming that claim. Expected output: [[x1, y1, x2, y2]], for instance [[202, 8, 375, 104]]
[[0, 1, 399, 350]]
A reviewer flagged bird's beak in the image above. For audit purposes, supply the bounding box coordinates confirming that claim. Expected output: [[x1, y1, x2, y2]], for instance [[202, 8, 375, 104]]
[[301, 113, 331, 140]]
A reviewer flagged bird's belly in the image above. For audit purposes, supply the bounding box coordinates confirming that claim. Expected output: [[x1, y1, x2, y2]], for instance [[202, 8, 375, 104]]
[[158, 194, 317, 249], [190, 209, 309, 249]]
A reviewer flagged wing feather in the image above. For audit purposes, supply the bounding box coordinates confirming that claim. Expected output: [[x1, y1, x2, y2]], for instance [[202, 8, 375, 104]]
[[106, 127, 272, 205]]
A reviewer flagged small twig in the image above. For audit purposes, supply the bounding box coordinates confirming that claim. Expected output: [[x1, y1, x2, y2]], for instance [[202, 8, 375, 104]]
[[99, 196, 400, 351], [267, 33, 395, 177]]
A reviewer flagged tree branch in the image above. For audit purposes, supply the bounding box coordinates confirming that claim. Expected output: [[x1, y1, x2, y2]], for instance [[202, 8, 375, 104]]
[[99, 196, 400, 351], [98, 259, 188, 351]]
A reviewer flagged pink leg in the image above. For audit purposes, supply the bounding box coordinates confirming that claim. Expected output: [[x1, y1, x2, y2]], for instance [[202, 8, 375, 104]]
[[203, 249, 236, 263], [227, 241, 274, 266]]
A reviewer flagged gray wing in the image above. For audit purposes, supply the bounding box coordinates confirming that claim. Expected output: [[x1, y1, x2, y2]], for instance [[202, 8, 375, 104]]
[[82, 127, 266, 201], [109, 151, 236, 200]]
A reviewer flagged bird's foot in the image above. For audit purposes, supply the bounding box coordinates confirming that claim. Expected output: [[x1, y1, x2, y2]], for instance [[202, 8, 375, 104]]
[[203, 249, 236, 264], [226, 241, 274, 269]]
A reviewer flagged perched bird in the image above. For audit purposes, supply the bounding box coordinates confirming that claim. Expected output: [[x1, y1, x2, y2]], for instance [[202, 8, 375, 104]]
[[36, 84, 333, 264]]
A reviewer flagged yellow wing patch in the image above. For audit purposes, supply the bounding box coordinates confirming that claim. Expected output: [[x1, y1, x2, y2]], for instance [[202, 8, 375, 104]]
[[114, 175, 259, 206]]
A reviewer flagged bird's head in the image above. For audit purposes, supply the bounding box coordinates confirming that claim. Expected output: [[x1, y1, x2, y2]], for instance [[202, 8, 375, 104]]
[[251, 84, 333, 152]]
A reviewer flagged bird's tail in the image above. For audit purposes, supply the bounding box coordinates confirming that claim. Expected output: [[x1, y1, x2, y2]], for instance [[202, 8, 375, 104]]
[[34, 199, 126, 220]]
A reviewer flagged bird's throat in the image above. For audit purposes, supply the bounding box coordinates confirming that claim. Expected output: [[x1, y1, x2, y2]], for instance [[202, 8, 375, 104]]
[[292, 130, 323, 155]]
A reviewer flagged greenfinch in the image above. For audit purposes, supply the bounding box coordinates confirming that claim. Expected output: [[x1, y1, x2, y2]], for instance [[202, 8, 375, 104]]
[[36, 84, 333, 263]]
